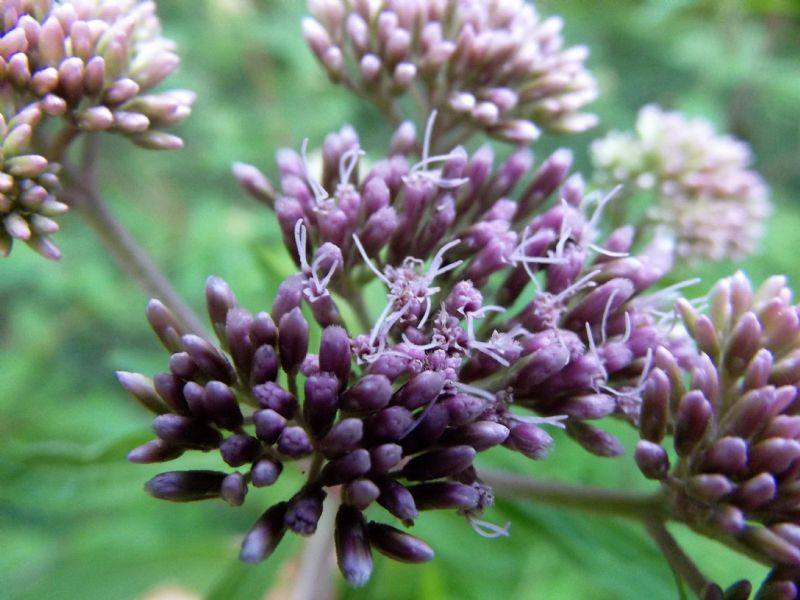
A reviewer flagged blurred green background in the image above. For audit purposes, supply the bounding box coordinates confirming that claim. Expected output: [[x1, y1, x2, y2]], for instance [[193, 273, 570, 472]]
[[2, 1, 800, 598]]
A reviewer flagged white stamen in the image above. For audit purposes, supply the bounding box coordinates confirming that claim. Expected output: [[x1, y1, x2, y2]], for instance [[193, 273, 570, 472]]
[[468, 515, 511, 539], [453, 381, 497, 403], [352, 233, 391, 286], [300, 138, 330, 206], [600, 289, 620, 345], [585, 321, 608, 381]]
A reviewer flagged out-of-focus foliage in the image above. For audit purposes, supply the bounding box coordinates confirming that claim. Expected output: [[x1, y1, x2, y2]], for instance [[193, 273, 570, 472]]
[[1, 1, 798, 598]]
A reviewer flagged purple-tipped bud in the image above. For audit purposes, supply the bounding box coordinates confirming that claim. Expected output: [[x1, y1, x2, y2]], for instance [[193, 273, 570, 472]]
[[180, 383, 204, 418], [516, 149, 572, 220], [251, 458, 283, 487], [687, 474, 734, 503], [674, 391, 712, 456], [367, 522, 434, 564], [392, 370, 445, 410], [203, 381, 243, 430], [182, 335, 235, 383], [343, 374, 393, 412], [128, 439, 183, 464], [232, 162, 276, 206], [634, 440, 669, 480], [272, 275, 304, 323], [370, 443, 404, 473], [401, 446, 476, 481], [251, 312, 278, 346], [152, 414, 222, 449], [377, 479, 418, 524], [320, 418, 364, 456], [252, 382, 297, 418], [364, 406, 413, 443], [224, 308, 254, 373], [321, 449, 372, 485], [221, 472, 248, 506], [240, 502, 288, 563], [345, 479, 381, 511], [735, 473, 777, 511], [146, 299, 184, 352], [153, 372, 189, 414], [408, 481, 480, 511], [117, 371, 168, 415], [400, 403, 450, 454], [277, 426, 314, 457], [320, 326, 352, 385], [699, 437, 749, 476], [219, 434, 262, 467], [303, 372, 340, 439], [559, 394, 617, 420], [285, 487, 326, 535], [278, 308, 309, 374], [169, 352, 197, 379], [441, 422, 510, 451], [250, 345, 279, 385], [253, 409, 287, 444], [566, 421, 624, 457], [640, 369, 671, 443], [335, 505, 373, 587], [504, 423, 554, 460], [749, 438, 800, 475], [206, 276, 236, 334], [725, 312, 763, 377], [145, 470, 226, 502], [444, 394, 486, 426]]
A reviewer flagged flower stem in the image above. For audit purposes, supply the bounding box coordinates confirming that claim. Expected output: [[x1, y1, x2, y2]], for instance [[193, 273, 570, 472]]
[[61, 160, 210, 339], [480, 469, 669, 520], [644, 520, 709, 598]]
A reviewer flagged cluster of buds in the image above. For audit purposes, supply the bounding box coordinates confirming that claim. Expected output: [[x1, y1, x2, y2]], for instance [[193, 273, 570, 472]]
[[122, 277, 534, 586], [302, 0, 597, 144], [704, 570, 800, 600], [635, 272, 800, 581], [0, 0, 193, 257], [0, 102, 64, 258], [236, 119, 680, 456], [590, 105, 770, 262]]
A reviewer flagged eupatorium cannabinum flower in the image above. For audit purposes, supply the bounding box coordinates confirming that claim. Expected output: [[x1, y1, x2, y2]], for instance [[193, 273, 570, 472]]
[[635, 272, 800, 580], [0, 0, 193, 258], [302, 0, 597, 144], [590, 105, 770, 262], [126, 111, 695, 584]]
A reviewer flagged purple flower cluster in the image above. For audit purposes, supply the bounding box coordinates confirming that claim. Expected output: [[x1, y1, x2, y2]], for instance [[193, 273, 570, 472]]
[[636, 272, 800, 580], [0, 0, 192, 258], [302, 0, 597, 143], [238, 120, 676, 455]]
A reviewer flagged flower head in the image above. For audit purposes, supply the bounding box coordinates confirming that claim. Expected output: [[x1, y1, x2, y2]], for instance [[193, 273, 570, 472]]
[[635, 272, 800, 569], [0, 0, 193, 258], [303, 0, 597, 144], [591, 105, 770, 262]]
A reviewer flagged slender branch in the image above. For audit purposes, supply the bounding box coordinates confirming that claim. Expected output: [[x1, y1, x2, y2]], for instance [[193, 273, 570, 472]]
[[480, 469, 669, 520], [645, 520, 709, 598], [291, 493, 339, 600], [340, 283, 373, 334], [60, 159, 210, 338]]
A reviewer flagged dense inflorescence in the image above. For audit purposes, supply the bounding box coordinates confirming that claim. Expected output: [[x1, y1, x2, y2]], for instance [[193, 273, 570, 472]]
[[0, 0, 193, 257], [237, 120, 681, 454], [302, 0, 597, 144], [590, 105, 769, 263], [635, 272, 800, 589]]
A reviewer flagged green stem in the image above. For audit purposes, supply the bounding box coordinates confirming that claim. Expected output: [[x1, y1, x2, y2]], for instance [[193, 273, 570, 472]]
[[480, 469, 669, 520], [645, 520, 709, 598], [341, 284, 373, 334], [61, 160, 210, 339]]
